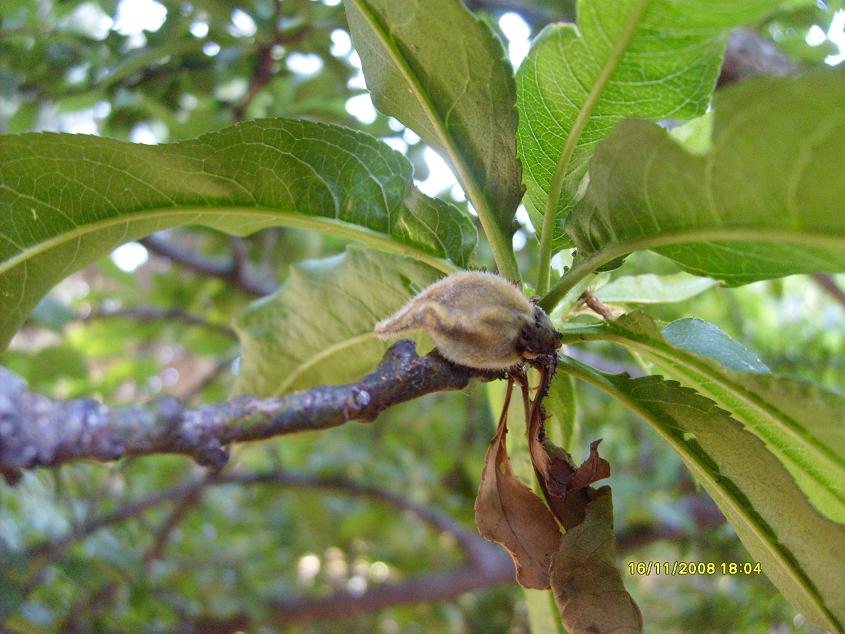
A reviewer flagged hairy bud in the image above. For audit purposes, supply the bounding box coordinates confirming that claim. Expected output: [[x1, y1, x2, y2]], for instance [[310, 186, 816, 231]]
[[374, 271, 562, 370]]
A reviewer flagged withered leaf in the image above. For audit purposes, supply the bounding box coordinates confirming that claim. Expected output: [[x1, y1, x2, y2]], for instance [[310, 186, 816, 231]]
[[475, 418, 562, 589], [528, 402, 609, 499], [568, 439, 610, 492], [527, 403, 572, 498], [551, 487, 643, 633]]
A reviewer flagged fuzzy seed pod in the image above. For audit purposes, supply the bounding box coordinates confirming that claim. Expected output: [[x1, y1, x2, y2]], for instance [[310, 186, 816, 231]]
[[374, 271, 562, 370]]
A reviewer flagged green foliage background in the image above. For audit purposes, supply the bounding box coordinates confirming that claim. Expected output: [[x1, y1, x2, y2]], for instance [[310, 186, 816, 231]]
[[1, 0, 844, 632]]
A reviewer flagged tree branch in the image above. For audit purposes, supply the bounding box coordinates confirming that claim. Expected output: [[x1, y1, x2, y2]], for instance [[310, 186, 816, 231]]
[[58, 582, 120, 633], [140, 234, 276, 296], [187, 473, 513, 629], [21, 475, 204, 594], [25, 477, 202, 563], [23, 469, 515, 630], [264, 563, 514, 626], [179, 356, 237, 401], [21, 469, 726, 630], [232, 41, 277, 123], [242, 471, 494, 567], [142, 479, 209, 564], [812, 273, 845, 310], [232, 1, 310, 122], [20, 471, 726, 628], [82, 306, 237, 339], [28, 470, 496, 563], [718, 27, 799, 87], [0, 341, 491, 483], [580, 289, 615, 320]]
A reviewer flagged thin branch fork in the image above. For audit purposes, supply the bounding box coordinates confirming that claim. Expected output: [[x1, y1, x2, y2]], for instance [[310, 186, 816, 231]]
[[28, 471, 506, 569], [0, 341, 493, 483], [190, 473, 514, 627], [22, 469, 723, 627], [24, 470, 515, 629], [142, 480, 208, 564]]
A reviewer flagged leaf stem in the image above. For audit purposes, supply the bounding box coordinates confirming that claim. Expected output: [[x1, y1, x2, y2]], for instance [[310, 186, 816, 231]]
[[535, 0, 651, 294], [0, 207, 461, 279], [539, 254, 604, 312]]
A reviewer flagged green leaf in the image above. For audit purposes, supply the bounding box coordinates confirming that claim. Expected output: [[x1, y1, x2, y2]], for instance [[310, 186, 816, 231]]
[[98, 38, 206, 91], [545, 371, 578, 450], [561, 312, 845, 523], [661, 318, 769, 374], [594, 273, 718, 305], [557, 354, 845, 633], [517, 0, 794, 268], [345, 0, 521, 279], [234, 246, 441, 396], [558, 69, 845, 300], [667, 112, 714, 155], [0, 118, 477, 352]]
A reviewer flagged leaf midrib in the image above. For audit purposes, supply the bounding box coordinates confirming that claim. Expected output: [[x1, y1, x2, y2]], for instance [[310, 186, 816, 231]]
[[560, 327, 845, 509], [272, 331, 378, 396], [557, 355, 840, 633], [648, 351, 845, 517], [536, 0, 652, 294], [0, 207, 457, 277], [541, 226, 845, 311]]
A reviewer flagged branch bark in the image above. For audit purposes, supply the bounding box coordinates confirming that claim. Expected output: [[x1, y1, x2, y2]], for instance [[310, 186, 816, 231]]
[[718, 27, 800, 87], [265, 564, 514, 626], [232, 1, 310, 122], [0, 341, 491, 483]]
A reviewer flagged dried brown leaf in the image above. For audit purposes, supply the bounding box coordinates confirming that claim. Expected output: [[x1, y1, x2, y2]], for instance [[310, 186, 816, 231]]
[[523, 364, 610, 532], [528, 404, 609, 499], [568, 439, 610, 491], [475, 417, 562, 589], [551, 487, 643, 633]]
